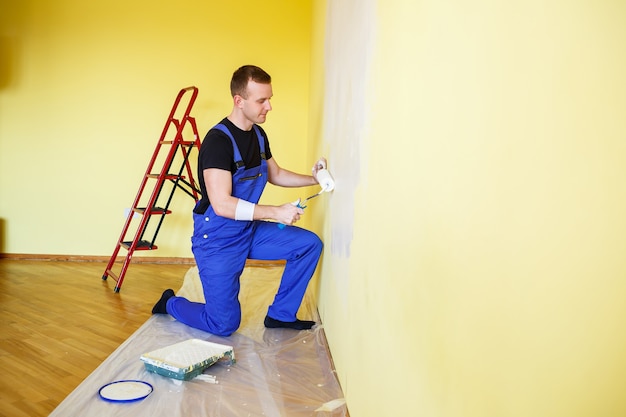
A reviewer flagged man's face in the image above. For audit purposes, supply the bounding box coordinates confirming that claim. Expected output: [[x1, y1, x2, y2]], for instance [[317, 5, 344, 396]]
[[239, 80, 273, 124]]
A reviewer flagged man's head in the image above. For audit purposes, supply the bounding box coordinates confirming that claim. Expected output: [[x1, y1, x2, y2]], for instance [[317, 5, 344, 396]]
[[230, 65, 271, 98], [230, 65, 273, 125]]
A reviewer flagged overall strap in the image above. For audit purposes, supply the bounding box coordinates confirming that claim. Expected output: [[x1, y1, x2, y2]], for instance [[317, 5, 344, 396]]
[[252, 125, 267, 160], [213, 124, 245, 168]]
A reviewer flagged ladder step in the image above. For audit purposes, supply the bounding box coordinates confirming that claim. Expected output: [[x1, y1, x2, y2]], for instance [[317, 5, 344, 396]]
[[146, 174, 184, 180], [160, 140, 198, 146], [121, 240, 159, 250], [133, 207, 172, 215], [104, 269, 119, 282]]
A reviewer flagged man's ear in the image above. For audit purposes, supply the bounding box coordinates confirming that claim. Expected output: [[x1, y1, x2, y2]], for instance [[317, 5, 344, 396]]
[[233, 94, 245, 108]]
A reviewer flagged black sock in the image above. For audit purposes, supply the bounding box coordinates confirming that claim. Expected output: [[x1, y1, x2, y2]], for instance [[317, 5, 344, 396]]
[[264, 315, 316, 330], [152, 289, 175, 314]]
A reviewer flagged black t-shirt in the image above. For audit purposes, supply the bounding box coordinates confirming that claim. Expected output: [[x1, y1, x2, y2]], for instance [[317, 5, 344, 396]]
[[194, 118, 272, 214]]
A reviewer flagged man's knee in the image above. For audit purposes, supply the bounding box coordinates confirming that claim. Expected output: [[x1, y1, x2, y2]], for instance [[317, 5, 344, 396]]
[[204, 309, 241, 337], [308, 233, 323, 255]]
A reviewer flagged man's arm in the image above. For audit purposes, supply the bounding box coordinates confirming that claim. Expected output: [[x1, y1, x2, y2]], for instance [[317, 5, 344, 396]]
[[266, 157, 318, 188], [204, 167, 304, 225]]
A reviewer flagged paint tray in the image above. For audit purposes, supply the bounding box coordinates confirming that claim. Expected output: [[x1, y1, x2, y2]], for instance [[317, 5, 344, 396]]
[[140, 339, 235, 381]]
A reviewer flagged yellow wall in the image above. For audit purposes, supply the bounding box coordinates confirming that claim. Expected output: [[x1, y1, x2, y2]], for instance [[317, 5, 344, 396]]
[[4, 0, 626, 416], [0, 0, 313, 256], [314, 0, 626, 416]]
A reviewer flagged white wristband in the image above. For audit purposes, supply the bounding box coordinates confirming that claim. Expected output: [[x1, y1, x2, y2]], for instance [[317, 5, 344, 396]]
[[235, 199, 255, 221]]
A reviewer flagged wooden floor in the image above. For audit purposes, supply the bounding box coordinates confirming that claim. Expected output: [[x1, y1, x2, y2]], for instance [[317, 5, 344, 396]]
[[0, 259, 192, 417]]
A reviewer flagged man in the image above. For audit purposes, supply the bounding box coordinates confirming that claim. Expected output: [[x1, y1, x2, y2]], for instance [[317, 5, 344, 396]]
[[152, 65, 326, 337]]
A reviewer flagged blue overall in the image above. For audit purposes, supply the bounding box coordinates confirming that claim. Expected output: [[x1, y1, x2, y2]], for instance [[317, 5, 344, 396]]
[[167, 124, 323, 337]]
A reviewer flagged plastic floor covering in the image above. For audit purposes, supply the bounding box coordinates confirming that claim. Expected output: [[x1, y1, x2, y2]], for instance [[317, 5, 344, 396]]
[[50, 266, 347, 417]]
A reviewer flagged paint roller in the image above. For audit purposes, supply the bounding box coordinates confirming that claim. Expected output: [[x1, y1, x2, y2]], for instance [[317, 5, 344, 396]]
[[302, 159, 335, 204], [278, 160, 335, 228]]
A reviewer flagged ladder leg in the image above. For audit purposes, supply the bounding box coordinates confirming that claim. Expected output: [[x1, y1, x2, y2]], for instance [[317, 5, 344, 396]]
[[103, 242, 122, 280], [113, 255, 133, 292]]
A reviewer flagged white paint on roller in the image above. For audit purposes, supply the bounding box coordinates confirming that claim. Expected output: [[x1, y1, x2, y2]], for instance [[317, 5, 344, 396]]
[[316, 168, 335, 192]]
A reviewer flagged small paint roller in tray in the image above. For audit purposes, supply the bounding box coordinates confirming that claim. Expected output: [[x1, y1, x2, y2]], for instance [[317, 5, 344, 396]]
[[139, 339, 235, 381], [278, 159, 335, 229]]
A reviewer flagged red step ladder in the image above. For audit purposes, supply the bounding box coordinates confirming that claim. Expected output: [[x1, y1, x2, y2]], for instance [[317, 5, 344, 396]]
[[102, 87, 202, 292]]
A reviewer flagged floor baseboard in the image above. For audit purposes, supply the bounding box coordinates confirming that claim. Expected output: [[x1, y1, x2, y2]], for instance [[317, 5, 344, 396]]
[[0, 253, 285, 267], [0, 253, 195, 264]]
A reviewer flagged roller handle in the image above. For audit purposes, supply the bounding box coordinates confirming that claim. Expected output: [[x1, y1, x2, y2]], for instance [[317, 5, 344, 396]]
[[278, 199, 303, 229]]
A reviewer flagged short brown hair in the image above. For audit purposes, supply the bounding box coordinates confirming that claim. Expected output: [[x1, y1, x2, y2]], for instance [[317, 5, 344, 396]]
[[230, 65, 271, 98]]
